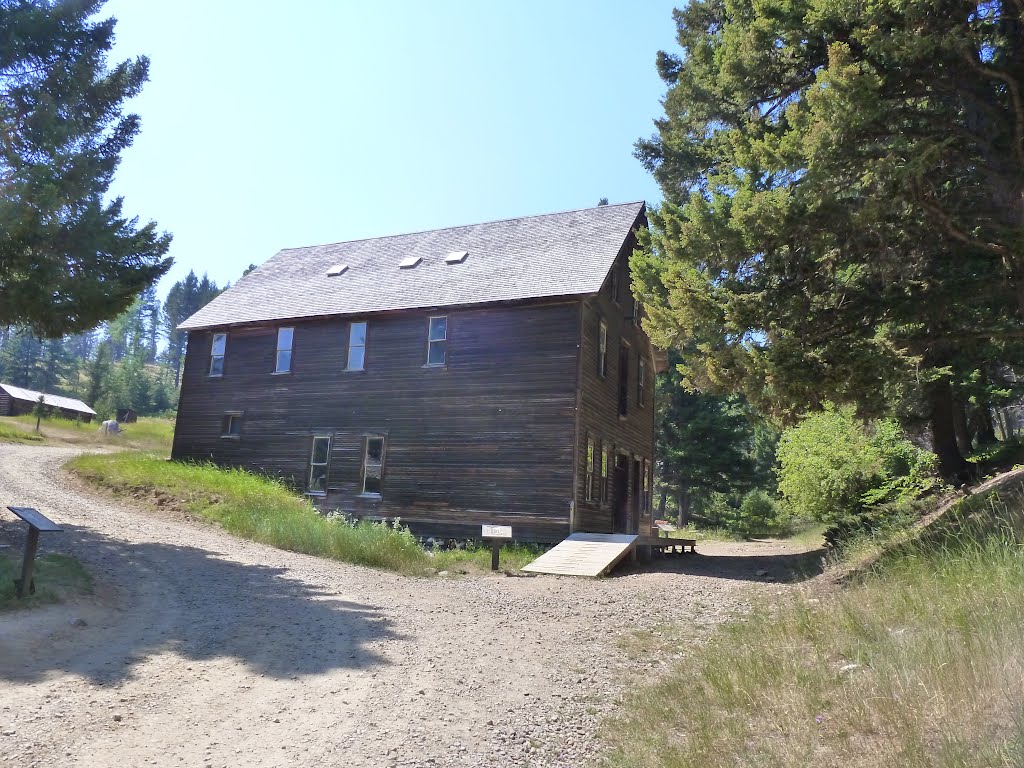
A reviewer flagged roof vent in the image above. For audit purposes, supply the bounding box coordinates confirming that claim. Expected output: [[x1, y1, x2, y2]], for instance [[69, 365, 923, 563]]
[[445, 251, 469, 264], [399, 255, 422, 269], [327, 264, 348, 277]]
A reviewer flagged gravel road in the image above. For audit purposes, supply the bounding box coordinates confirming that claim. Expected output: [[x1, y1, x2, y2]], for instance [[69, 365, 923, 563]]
[[0, 443, 820, 768]]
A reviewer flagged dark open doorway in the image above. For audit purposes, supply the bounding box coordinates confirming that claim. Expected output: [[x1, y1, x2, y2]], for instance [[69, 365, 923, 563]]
[[613, 453, 629, 533]]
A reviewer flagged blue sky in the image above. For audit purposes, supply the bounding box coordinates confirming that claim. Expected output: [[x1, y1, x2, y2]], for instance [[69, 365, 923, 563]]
[[103, 1, 679, 295]]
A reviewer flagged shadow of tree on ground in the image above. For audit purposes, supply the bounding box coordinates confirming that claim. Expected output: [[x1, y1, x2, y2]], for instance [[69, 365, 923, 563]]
[[0, 521, 402, 684], [617, 546, 827, 583]]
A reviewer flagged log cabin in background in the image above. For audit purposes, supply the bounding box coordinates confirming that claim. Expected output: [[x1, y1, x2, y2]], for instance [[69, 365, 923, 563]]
[[172, 202, 657, 542]]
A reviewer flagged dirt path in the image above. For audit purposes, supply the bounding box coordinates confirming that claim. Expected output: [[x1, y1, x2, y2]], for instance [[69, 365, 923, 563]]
[[0, 444, 821, 768]]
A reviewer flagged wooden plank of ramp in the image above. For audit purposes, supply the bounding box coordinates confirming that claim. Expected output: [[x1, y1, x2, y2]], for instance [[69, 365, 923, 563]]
[[521, 533, 639, 577]]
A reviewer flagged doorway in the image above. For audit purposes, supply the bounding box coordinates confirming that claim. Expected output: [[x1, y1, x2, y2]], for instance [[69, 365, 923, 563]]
[[613, 453, 629, 533]]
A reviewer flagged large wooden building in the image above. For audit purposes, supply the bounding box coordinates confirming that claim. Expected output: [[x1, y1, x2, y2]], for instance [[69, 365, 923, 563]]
[[173, 202, 656, 542]]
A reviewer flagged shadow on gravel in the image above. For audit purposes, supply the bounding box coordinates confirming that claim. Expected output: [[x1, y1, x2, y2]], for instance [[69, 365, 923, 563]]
[[616, 548, 827, 583], [0, 521, 401, 684]]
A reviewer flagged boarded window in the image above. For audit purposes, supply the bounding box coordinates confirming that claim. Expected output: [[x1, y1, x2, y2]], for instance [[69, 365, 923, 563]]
[[276, 327, 294, 373], [585, 436, 595, 502], [601, 445, 610, 505], [347, 321, 366, 371], [427, 316, 447, 366], [209, 333, 226, 376], [308, 436, 330, 494], [362, 435, 386, 495], [598, 321, 608, 378], [221, 412, 241, 438], [638, 357, 647, 407]]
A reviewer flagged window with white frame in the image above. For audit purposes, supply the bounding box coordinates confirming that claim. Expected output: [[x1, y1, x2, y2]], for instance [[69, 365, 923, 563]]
[[638, 357, 647, 407], [308, 436, 330, 494], [585, 436, 595, 502], [427, 316, 447, 366], [209, 333, 226, 376], [598, 320, 608, 378], [362, 434, 386, 495], [275, 327, 294, 373], [347, 321, 366, 371]]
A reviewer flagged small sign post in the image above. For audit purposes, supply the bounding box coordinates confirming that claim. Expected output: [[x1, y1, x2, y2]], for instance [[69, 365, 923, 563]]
[[481, 524, 512, 571]]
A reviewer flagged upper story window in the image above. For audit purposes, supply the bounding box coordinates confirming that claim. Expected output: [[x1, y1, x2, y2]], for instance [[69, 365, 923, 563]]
[[610, 265, 620, 304], [347, 321, 367, 371], [638, 357, 647, 407], [618, 341, 630, 417], [308, 435, 330, 494], [598, 321, 608, 378], [275, 327, 294, 373], [209, 333, 226, 377], [427, 316, 447, 366], [631, 296, 640, 326], [362, 434, 386, 496]]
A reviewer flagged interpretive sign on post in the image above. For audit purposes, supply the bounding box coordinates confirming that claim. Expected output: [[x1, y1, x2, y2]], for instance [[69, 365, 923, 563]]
[[481, 524, 512, 539], [481, 525, 513, 570]]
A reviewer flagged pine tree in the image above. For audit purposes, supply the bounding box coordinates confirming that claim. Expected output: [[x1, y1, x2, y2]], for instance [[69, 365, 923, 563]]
[[0, 0, 171, 337], [633, 1, 1024, 480], [655, 350, 760, 524]]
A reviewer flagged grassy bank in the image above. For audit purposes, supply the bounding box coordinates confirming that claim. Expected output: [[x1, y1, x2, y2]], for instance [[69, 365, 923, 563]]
[[605, 481, 1024, 768], [67, 452, 539, 576], [3, 414, 175, 453], [0, 420, 45, 444], [0, 553, 93, 610]]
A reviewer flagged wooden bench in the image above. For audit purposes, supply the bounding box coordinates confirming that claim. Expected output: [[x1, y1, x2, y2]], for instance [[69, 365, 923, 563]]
[[5, 506, 62, 599], [638, 534, 697, 556]]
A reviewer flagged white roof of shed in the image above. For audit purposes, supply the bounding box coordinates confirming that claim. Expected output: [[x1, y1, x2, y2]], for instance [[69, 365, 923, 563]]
[[0, 383, 97, 415]]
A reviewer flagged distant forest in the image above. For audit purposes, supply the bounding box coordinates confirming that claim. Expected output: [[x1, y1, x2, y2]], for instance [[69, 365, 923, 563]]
[[0, 271, 224, 419]]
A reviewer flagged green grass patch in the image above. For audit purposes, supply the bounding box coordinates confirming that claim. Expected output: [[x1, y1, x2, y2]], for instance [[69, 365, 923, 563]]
[[67, 452, 538, 576], [0, 552, 93, 610], [8, 414, 176, 454], [432, 542, 543, 573], [0, 419, 45, 444], [604, 481, 1024, 768]]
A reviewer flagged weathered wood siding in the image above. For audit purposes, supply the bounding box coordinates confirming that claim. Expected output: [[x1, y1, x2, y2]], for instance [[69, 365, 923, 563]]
[[0, 391, 11, 416], [172, 301, 581, 542], [573, 236, 657, 535]]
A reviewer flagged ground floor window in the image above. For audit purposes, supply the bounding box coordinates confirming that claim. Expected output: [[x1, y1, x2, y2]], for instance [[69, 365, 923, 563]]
[[308, 436, 331, 494], [585, 436, 595, 502], [601, 444, 610, 505], [362, 434, 386, 495], [220, 412, 242, 438]]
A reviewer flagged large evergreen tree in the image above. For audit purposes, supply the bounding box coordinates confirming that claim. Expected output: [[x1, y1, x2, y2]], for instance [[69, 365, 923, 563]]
[[633, 0, 1024, 480], [0, 0, 171, 337]]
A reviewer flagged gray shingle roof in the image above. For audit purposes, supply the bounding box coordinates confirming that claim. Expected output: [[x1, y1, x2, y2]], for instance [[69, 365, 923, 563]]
[[179, 201, 646, 331]]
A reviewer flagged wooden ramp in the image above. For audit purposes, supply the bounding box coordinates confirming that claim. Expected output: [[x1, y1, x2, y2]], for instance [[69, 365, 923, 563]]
[[521, 533, 639, 577]]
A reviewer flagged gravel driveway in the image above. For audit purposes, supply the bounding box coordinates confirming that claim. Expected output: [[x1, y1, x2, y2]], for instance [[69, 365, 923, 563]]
[[0, 444, 820, 768]]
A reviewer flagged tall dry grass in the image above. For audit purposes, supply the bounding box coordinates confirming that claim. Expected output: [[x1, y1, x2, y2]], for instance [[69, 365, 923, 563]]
[[605, 482, 1024, 768]]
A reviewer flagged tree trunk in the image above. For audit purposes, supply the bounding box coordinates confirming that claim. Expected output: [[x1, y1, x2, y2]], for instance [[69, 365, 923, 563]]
[[953, 397, 973, 455], [677, 487, 691, 528], [657, 489, 667, 519], [976, 406, 998, 445], [927, 379, 971, 482]]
